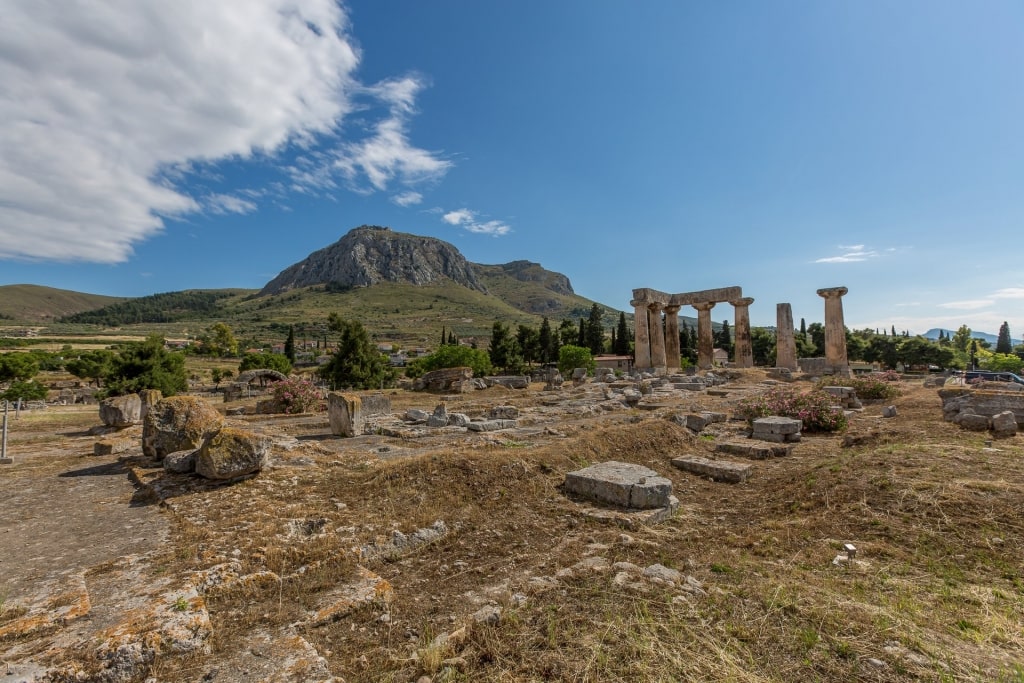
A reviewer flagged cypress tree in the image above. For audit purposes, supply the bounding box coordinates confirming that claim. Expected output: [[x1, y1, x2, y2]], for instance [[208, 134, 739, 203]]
[[585, 303, 605, 355], [440, 326, 447, 346], [284, 325, 296, 363], [615, 312, 631, 355], [578, 318, 586, 346], [997, 321, 1013, 354]]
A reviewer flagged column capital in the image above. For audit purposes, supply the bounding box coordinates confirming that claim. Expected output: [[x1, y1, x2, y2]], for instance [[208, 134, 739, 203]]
[[692, 301, 716, 312], [663, 304, 681, 314], [630, 299, 647, 308], [729, 297, 754, 307], [816, 286, 848, 299], [647, 301, 664, 312]]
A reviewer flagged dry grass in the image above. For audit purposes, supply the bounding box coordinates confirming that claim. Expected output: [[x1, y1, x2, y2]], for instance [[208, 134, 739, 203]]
[[6, 379, 1024, 682]]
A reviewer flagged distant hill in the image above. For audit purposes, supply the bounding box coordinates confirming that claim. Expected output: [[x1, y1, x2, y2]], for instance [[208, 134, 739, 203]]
[[0, 284, 124, 322], [923, 328, 1021, 347], [61, 289, 248, 326]]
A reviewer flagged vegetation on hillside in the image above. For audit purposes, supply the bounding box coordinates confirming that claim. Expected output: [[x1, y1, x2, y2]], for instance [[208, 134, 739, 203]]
[[60, 290, 235, 325]]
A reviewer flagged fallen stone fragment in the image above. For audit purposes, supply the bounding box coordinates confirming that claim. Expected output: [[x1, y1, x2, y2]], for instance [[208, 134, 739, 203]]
[[195, 427, 271, 480], [163, 449, 197, 474], [143, 396, 224, 460], [466, 419, 517, 432], [93, 437, 135, 456], [564, 461, 673, 509], [881, 405, 897, 418], [715, 441, 792, 459], [671, 456, 752, 483], [642, 564, 681, 584]]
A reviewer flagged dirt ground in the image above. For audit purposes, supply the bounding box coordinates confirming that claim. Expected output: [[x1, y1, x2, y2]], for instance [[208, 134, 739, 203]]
[[1, 373, 1022, 682]]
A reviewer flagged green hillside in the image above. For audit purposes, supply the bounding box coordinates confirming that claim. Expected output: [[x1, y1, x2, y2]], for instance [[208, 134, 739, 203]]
[[0, 284, 125, 322]]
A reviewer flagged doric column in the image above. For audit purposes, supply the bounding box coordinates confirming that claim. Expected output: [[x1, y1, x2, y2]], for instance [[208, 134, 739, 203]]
[[693, 302, 716, 370], [648, 302, 667, 373], [631, 299, 651, 369], [776, 303, 797, 370], [817, 287, 849, 371], [664, 305, 681, 370], [730, 297, 754, 368]]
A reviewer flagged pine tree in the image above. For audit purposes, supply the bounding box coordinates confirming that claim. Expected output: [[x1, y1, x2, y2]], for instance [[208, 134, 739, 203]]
[[577, 318, 586, 347], [997, 321, 1013, 354], [538, 317, 553, 363], [614, 312, 631, 355], [284, 325, 296, 363], [585, 303, 605, 355], [800, 317, 807, 339]]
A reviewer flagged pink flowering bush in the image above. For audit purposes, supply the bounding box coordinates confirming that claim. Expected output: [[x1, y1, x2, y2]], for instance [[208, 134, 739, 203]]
[[271, 377, 321, 414], [736, 387, 847, 433]]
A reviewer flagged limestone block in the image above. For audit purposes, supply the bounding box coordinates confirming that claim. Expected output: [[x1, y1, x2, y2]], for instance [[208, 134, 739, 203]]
[[163, 449, 197, 473], [195, 427, 271, 480], [672, 456, 752, 483], [564, 461, 673, 510], [404, 408, 429, 422], [360, 392, 392, 416], [143, 396, 224, 460], [881, 405, 897, 418], [752, 416, 802, 435], [684, 414, 709, 432], [716, 441, 792, 459], [572, 367, 588, 380], [489, 405, 519, 419], [99, 394, 142, 427], [255, 398, 284, 414], [448, 412, 470, 427], [954, 413, 990, 431], [138, 389, 162, 421], [486, 376, 530, 389], [93, 437, 135, 456], [426, 403, 448, 428], [991, 410, 1017, 436], [328, 392, 363, 437], [466, 419, 517, 432]]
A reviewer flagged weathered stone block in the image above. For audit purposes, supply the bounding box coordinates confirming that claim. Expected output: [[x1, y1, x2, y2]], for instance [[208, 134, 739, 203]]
[[486, 376, 530, 389], [143, 396, 224, 460], [99, 394, 141, 427], [93, 437, 135, 456], [466, 419, 517, 432], [881, 405, 897, 418], [138, 389, 162, 421], [360, 393, 392, 416], [426, 403, 448, 428], [414, 367, 473, 392], [328, 392, 363, 437], [954, 413, 990, 431], [752, 417, 802, 435], [195, 427, 271, 480], [671, 456, 752, 483], [991, 410, 1017, 436], [716, 441, 793, 459], [448, 412, 470, 427], [489, 405, 519, 419], [163, 449, 197, 474], [564, 461, 673, 510]]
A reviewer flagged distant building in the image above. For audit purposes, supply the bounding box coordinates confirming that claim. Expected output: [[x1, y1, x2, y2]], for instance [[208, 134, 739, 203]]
[[712, 348, 729, 366], [377, 342, 394, 352], [594, 354, 633, 373]]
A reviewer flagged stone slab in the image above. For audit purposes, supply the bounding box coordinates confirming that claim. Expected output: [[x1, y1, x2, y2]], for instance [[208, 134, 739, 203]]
[[715, 440, 793, 459], [671, 456, 752, 483], [577, 495, 680, 530], [466, 419, 517, 432], [564, 461, 673, 510], [752, 416, 802, 435]]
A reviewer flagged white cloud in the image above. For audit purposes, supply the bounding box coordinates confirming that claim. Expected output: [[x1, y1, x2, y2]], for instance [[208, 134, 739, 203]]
[[441, 208, 511, 236], [443, 209, 475, 225], [0, 1, 449, 264], [391, 191, 423, 207], [814, 244, 879, 263], [206, 193, 258, 215], [938, 299, 994, 310], [991, 287, 1024, 299]]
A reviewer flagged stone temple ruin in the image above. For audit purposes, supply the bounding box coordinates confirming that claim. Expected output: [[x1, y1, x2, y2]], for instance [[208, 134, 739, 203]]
[[633, 284, 851, 375]]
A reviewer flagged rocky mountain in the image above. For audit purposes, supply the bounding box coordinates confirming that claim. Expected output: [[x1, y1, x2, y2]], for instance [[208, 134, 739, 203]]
[[260, 226, 488, 296]]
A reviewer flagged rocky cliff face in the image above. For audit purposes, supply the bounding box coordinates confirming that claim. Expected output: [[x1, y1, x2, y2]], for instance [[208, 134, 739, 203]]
[[259, 226, 488, 296], [487, 260, 574, 295]]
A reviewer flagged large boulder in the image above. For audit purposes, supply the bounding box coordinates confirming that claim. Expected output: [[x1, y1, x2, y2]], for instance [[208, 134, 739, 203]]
[[99, 394, 142, 428], [143, 396, 224, 460], [195, 428, 271, 480], [138, 389, 162, 421]]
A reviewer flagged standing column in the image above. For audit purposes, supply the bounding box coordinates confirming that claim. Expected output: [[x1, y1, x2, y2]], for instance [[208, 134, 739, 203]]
[[693, 302, 716, 370], [664, 305, 681, 370], [631, 299, 651, 369], [817, 287, 849, 371], [648, 303, 667, 373], [730, 297, 754, 368], [776, 303, 797, 370]]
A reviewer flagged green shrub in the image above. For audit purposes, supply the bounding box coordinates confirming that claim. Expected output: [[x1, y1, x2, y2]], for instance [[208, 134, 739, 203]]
[[1, 379, 48, 402], [406, 345, 492, 378], [557, 345, 595, 376], [736, 387, 847, 432]]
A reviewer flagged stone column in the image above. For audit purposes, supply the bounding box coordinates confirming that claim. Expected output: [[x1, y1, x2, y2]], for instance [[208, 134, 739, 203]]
[[648, 303, 667, 373], [730, 297, 754, 368], [693, 302, 716, 370], [776, 303, 797, 370], [631, 299, 651, 369], [664, 305, 681, 370], [817, 287, 849, 371]]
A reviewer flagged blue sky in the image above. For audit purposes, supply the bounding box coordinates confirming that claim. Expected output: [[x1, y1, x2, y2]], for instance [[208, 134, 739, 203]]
[[2, 1, 1023, 335]]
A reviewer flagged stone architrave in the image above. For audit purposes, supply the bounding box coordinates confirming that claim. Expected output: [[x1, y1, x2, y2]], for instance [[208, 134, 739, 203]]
[[817, 287, 849, 371], [730, 297, 754, 368], [664, 305, 681, 370], [776, 303, 797, 371], [631, 299, 652, 369], [693, 302, 716, 370], [648, 303, 667, 372]]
